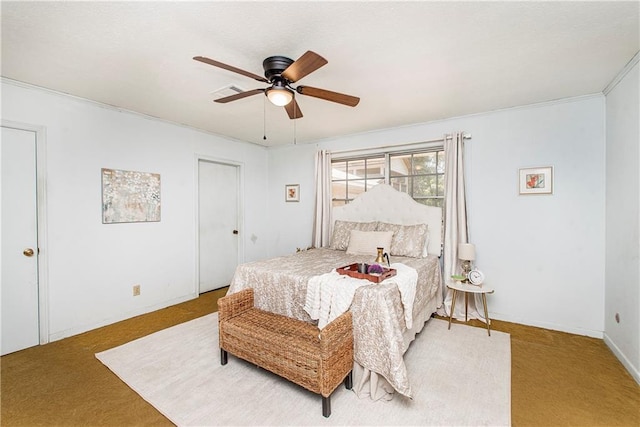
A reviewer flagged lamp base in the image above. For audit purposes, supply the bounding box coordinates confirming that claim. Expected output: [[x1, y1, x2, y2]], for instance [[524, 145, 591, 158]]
[[461, 260, 472, 283]]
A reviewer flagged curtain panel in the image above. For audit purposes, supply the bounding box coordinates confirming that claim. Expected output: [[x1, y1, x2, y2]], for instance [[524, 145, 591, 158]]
[[439, 132, 486, 322], [312, 150, 332, 248]]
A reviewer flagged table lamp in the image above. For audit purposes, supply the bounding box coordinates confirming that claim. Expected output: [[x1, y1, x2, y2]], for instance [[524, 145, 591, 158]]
[[458, 243, 476, 282]]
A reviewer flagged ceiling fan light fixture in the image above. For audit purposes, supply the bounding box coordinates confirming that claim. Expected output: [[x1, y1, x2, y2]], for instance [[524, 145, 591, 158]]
[[266, 86, 293, 106]]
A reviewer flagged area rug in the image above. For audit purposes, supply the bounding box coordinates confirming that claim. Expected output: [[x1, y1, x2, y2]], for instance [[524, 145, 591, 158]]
[[96, 313, 511, 426]]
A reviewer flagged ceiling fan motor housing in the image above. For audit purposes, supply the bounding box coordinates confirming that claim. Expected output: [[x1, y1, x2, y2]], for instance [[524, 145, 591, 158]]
[[263, 56, 294, 81]]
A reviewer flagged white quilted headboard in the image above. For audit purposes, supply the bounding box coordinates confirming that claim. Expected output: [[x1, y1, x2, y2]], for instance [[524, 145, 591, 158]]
[[332, 184, 443, 256]]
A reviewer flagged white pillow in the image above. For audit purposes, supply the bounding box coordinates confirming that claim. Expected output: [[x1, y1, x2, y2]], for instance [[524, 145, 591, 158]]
[[346, 230, 394, 255]]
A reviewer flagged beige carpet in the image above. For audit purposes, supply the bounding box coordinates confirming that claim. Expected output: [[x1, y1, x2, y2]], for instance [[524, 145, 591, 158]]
[[96, 313, 511, 426]]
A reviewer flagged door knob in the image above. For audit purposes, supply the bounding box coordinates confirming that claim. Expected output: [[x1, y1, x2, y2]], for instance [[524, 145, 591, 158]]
[[232, 230, 239, 235], [23, 248, 35, 257]]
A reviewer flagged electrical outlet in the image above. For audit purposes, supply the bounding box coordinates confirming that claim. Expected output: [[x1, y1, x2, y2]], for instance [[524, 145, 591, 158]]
[[133, 284, 141, 296]]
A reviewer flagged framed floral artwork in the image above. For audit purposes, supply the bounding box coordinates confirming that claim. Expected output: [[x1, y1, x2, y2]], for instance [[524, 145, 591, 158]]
[[285, 184, 300, 202], [519, 166, 553, 195]]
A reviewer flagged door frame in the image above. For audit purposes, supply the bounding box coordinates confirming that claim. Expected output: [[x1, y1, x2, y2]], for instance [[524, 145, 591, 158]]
[[2, 119, 49, 345], [194, 154, 244, 295]]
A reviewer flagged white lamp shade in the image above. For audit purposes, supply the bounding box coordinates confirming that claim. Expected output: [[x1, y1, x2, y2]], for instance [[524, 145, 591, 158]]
[[266, 87, 293, 106], [458, 243, 476, 261]]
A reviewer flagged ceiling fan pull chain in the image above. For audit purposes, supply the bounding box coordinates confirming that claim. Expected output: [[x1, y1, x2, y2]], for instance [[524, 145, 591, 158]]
[[293, 93, 297, 145], [263, 95, 267, 141]]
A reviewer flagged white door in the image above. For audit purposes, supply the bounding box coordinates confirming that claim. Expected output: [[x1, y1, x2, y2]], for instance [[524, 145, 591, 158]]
[[198, 160, 239, 292], [1, 126, 40, 355]]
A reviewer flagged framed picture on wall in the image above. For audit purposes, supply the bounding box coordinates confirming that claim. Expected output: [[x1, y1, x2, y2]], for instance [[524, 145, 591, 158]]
[[519, 166, 553, 195], [285, 184, 300, 202], [102, 168, 161, 223]]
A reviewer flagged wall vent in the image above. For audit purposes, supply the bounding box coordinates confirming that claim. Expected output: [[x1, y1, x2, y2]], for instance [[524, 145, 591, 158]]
[[210, 84, 246, 99]]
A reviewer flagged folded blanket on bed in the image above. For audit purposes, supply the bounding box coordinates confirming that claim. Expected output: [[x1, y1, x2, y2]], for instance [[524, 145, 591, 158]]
[[304, 263, 418, 329]]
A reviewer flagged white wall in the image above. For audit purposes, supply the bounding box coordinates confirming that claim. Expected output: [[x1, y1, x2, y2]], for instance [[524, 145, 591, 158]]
[[268, 95, 606, 337], [604, 59, 639, 383], [0, 77, 615, 346], [2, 80, 270, 341], [266, 143, 317, 257]]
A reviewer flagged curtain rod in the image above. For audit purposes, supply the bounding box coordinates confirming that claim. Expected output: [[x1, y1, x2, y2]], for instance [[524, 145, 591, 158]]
[[329, 132, 472, 155]]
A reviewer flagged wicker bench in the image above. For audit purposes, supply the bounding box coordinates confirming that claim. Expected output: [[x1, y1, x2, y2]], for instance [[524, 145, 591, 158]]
[[217, 288, 354, 417]]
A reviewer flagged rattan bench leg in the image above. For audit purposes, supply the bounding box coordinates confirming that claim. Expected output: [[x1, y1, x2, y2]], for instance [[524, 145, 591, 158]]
[[344, 370, 353, 390], [322, 396, 331, 418], [221, 349, 228, 365]]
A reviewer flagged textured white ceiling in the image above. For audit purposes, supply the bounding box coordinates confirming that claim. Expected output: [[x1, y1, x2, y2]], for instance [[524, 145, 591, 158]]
[[1, 1, 638, 147]]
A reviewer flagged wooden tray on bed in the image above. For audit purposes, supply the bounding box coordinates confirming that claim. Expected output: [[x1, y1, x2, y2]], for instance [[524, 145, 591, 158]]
[[337, 263, 397, 283]]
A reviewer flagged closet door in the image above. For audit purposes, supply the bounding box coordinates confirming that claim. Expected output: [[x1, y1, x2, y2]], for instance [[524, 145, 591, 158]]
[[198, 160, 239, 293], [1, 126, 40, 355]]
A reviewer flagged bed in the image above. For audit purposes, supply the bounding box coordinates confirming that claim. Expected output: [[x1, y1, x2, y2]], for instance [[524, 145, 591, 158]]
[[227, 184, 443, 400]]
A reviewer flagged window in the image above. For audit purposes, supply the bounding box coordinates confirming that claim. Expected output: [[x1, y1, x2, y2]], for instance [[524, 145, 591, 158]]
[[331, 156, 386, 206], [389, 151, 445, 207], [332, 148, 445, 207]]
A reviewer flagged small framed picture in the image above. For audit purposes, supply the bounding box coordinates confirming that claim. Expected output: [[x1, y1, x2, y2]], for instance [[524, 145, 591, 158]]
[[285, 184, 300, 202], [519, 166, 553, 195]]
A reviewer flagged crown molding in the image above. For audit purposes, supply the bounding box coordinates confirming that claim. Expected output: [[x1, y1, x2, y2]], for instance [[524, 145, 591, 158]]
[[603, 51, 640, 95]]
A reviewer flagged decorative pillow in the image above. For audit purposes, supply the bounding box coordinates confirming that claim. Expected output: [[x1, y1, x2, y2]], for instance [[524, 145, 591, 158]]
[[329, 220, 378, 250], [346, 230, 394, 255], [376, 222, 429, 258]]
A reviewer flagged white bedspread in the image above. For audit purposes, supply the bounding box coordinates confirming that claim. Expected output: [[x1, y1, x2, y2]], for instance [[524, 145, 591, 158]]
[[304, 263, 418, 329]]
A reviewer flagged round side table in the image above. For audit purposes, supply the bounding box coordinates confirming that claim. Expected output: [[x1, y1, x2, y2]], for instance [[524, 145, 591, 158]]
[[446, 281, 495, 336]]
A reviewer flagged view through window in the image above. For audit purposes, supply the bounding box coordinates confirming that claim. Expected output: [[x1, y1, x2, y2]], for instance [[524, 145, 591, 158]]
[[331, 148, 445, 207]]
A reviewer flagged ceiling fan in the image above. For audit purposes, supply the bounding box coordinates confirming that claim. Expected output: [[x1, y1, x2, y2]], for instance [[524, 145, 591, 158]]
[[193, 51, 360, 120]]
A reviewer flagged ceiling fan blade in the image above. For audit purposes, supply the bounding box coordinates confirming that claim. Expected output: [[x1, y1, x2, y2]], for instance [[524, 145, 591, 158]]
[[296, 86, 360, 107], [281, 51, 328, 83], [284, 99, 303, 119], [194, 56, 268, 83], [214, 88, 265, 104]]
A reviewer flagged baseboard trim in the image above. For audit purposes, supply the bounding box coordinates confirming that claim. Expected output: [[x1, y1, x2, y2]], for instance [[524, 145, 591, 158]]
[[490, 313, 603, 339], [603, 332, 640, 385], [48, 293, 198, 342]]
